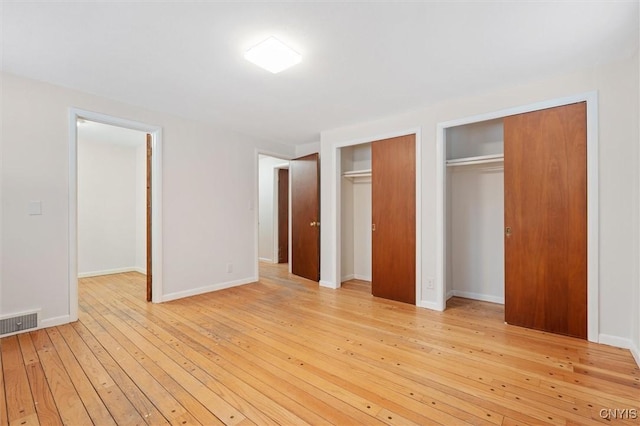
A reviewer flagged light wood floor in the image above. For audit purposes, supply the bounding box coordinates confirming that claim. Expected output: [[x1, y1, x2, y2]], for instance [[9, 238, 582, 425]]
[[1, 263, 639, 425]]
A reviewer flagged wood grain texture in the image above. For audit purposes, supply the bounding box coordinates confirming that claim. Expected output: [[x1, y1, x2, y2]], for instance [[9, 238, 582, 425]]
[[278, 168, 289, 263], [1, 264, 639, 425], [146, 133, 152, 302], [504, 102, 587, 339], [372, 134, 416, 304], [0, 339, 7, 426], [290, 153, 320, 281]]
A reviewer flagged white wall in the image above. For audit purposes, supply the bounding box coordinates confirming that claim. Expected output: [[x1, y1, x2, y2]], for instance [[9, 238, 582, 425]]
[[448, 165, 504, 303], [340, 144, 372, 282], [0, 71, 294, 326], [320, 51, 639, 348], [352, 181, 372, 281], [258, 156, 288, 263], [78, 135, 143, 276]]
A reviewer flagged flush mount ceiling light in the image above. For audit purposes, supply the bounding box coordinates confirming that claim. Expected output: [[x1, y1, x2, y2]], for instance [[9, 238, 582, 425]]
[[244, 36, 302, 74]]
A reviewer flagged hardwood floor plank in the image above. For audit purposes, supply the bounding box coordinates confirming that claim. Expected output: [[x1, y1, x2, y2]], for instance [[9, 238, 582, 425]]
[[17, 334, 62, 426], [0, 340, 9, 426], [71, 321, 169, 425], [1, 336, 39, 426], [77, 303, 204, 425], [2, 264, 638, 426], [30, 329, 93, 426], [55, 323, 147, 425], [87, 275, 359, 425]]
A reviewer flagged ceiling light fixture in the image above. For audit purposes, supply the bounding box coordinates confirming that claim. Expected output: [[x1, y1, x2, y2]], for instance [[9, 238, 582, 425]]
[[244, 36, 301, 74]]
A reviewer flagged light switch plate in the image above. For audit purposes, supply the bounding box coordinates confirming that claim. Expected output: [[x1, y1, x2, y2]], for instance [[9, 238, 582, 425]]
[[28, 201, 42, 215]]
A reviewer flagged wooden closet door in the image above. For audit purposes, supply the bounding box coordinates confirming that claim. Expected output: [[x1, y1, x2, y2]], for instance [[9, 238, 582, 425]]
[[504, 102, 587, 339], [372, 134, 416, 304]]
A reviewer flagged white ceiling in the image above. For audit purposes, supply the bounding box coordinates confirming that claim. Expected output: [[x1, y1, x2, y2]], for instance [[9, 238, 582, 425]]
[[2, 1, 638, 146]]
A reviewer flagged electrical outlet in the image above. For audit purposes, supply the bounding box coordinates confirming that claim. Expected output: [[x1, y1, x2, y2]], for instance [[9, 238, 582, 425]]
[[227, 263, 233, 273], [426, 277, 434, 289]]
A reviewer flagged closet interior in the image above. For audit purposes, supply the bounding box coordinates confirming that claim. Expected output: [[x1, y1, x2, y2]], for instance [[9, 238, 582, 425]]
[[445, 118, 505, 304], [340, 143, 372, 284]]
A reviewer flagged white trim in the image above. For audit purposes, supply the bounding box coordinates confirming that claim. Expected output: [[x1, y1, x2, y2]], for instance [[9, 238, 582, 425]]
[[354, 274, 371, 281], [40, 315, 72, 328], [341, 274, 355, 282], [450, 290, 504, 305], [320, 279, 339, 289], [258, 257, 275, 263], [435, 91, 599, 342], [330, 128, 422, 305], [162, 277, 256, 302], [417, 300, 442, 310], [78, 267, 145, 278], [631, 343, 640, 368], [70, 108, 163, 313], [598, 334, 636, 350]]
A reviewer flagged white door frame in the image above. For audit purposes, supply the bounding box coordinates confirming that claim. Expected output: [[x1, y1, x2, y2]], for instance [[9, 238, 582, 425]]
[[435, 91, 599, 342], [330, 128, 422, 305], [69, 108, 163, 319], [254, 150, 292, 277]]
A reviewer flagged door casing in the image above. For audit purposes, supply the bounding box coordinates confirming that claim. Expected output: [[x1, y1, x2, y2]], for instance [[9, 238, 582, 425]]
[[435, 91, 599, 342], [69, 108, 163, 319], [328, 128, 422, 304]]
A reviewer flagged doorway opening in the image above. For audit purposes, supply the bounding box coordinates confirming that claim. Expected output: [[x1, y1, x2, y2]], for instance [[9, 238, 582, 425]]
[[69, 109, 162, 321], [257, 154, 290, 275]]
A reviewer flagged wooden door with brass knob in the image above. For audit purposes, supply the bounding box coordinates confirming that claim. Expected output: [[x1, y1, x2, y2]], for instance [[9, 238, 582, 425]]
[[504, 102, 587, 339], [291, 153, 320, 281]]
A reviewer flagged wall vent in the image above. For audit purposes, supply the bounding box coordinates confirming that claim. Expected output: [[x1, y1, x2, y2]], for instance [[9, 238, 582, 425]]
[[0, 311, 39, 336]]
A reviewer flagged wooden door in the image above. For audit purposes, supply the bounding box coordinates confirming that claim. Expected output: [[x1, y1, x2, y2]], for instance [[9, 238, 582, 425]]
[[372, 134, 416, 304], [146, 134, 152, 302], [504, 102, 587, 339], [290, 154, 320, 281], [277, 168, 289, 263]]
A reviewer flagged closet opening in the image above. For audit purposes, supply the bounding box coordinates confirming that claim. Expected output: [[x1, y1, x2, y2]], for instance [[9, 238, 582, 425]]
[[340, 143, 372, 290], [445, 119, 505, 310], [338, 133, 418, 305], [436, 93, 598, 341]]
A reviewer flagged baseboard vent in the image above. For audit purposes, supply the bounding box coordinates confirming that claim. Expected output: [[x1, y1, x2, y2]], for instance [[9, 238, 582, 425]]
[[0, 311, 39, 336]]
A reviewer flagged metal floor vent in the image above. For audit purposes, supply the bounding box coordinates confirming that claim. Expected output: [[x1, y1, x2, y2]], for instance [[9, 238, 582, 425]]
[[0, 312, 38, 336]]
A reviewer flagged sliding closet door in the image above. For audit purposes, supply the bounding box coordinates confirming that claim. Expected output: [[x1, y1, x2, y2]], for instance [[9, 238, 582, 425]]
[[504, 102, 587, 339], [372, 134, 416, 304]]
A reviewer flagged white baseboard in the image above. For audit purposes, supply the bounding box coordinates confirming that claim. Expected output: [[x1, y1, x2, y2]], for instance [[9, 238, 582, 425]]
[[446, 290, 454, 300], [417, 300, 445, 311], [78, 267, 143, 278], [598, 333, 635, 350], [40, 314, 73, 328], [631, 342, 640, 368], [132, 266, 147, 274], [341, 274, 355, 282], [161, 277, 257, 302], [354, 274, 372, 281], [451, 290, 504, 305], [320, 280, 339, 289], [598, 334, 640, 367], [258, 257, 273, 263]]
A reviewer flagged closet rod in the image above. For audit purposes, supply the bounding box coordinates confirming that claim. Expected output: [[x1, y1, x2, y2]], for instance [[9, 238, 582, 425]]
[[446, 154, 504, 167]]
